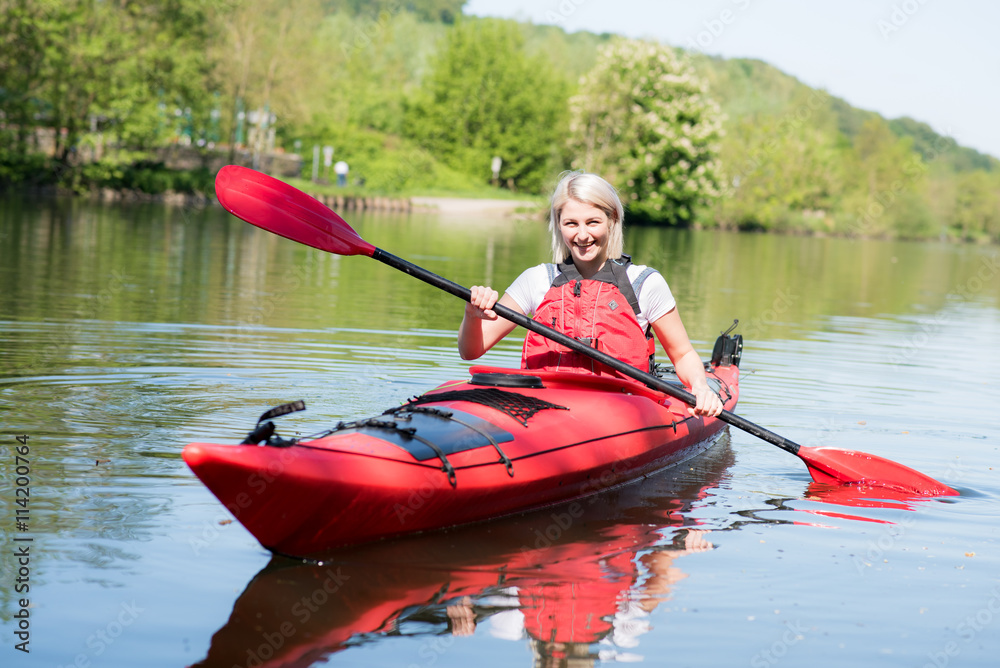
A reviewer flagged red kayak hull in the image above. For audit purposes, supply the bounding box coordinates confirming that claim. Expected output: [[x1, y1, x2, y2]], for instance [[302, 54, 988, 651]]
[[183, 364, 739, 556]]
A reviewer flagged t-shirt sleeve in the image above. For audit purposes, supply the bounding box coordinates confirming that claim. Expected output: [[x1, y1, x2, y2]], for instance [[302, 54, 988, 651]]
[[636, 269, 676, 324], [504, 264, 551, 317]]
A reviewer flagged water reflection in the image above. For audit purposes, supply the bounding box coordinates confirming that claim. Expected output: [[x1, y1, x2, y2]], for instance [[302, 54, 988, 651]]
[[192, 436, 736, 667], [721, 480, 957, 534], [797, 482, 950, 525]]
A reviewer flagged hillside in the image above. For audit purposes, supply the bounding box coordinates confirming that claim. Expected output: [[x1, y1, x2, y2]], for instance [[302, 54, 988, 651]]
[[503, 21, 999, 239]]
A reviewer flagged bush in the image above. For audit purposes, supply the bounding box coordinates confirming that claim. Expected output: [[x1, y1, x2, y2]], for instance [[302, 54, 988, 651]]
[[62, 159, 213, 195], [0, 151, 61, 186]]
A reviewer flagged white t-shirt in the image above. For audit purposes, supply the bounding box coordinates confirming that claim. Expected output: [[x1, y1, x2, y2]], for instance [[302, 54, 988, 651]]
[[505, 263, 676, 332]]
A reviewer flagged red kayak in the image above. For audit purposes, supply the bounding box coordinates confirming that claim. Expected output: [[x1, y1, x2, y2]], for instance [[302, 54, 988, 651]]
[[183, 361, 739, 557], [192, 439, 736, 668]]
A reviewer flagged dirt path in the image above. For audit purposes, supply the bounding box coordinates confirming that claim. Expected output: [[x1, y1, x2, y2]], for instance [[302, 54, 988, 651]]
[[410, 196, 541, 216]]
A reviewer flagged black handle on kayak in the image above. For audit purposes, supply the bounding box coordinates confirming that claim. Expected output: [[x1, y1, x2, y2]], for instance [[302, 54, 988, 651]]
[[372, 248, 802, 457]]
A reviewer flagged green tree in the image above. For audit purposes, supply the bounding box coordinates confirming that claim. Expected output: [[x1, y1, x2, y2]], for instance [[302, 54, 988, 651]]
[[947, 170, 1000, 241], [323, 0, 466, 23], [106, 0, 220, 149], [0, 0, 52, 153], [311, 10, 444, 137], [567, 39, 724, 224], [714, 113, 846, 232], [888, 116, 994, 173], [3, 0, 218, 158], [210, 0, 325, 161], [404, 18, 568, 192], [287, 11, 451, 190], [842, 118, 930, 238]]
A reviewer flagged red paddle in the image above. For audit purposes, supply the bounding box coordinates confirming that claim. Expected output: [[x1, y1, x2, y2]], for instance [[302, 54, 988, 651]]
[[214, 165, 958, 498]]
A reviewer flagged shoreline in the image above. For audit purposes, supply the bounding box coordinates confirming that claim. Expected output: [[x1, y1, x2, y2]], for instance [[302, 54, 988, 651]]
[[4, 186, 994, 244], [7, 184, 543, 217]]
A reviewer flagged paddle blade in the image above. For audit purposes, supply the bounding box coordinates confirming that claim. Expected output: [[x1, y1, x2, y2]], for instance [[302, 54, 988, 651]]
[[215, 165, 375, 257], [798, 446, 958, 497]]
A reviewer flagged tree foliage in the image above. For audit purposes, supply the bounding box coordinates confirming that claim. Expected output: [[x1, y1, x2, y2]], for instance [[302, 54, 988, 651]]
[[404, 18, 568, 192], [1, 5, 998, 243], [0, 0, 51, 151], [715, 107, 845, 232], [0, 0, 217, 158], [323, 0, 466, 23], [947, 170, 1000, 241], [209, 0, 325, 156], [567, 39, 724, 224]]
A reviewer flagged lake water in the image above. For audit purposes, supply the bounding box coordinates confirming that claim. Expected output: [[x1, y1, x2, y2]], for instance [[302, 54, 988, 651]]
[[1, 193, 998, 667]]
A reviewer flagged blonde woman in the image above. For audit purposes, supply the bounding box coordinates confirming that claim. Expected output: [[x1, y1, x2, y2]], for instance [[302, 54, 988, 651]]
[[458, 171, 722, 417]]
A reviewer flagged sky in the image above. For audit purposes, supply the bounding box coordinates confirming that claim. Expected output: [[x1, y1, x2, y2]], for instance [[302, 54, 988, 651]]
[[464, 0, 1000, 160]]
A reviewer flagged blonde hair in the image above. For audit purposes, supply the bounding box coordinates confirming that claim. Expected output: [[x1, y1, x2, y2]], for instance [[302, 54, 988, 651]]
[[548, 171, 625, 264]]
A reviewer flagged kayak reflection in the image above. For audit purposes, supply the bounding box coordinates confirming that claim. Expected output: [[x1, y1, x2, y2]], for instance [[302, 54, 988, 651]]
[[193, 433, 736, 667]]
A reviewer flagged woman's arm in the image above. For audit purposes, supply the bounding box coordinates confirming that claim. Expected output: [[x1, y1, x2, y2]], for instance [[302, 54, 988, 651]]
[[650, 308, 723, 417], [457, 286, 521, 360]]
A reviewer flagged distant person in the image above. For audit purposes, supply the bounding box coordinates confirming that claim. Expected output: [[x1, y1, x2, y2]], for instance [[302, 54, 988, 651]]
[[334, 160, 349, 187], [457, 170, 723, 417]]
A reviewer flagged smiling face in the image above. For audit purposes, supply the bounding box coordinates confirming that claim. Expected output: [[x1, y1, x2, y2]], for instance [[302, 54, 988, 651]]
[[547, 172, 625, 265], [558, 198, 612, 274]]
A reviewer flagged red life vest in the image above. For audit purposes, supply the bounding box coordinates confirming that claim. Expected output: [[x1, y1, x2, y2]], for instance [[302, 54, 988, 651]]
[[520, 257, 657, 377]]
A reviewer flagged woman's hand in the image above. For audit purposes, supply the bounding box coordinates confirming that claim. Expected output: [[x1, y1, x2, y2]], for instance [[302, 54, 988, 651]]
[[689, 384, 723, 417], [466, 285, 500, 321], [458, 287, 519, 360], [650, 310, 724, 418]]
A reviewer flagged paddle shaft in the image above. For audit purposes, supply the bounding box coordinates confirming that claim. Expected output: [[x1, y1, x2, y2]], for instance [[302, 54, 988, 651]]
[[372, 248, 802, 457]]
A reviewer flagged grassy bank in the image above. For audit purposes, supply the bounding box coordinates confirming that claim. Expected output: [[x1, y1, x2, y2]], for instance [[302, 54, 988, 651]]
[[2, 153, 994, 244], [286, 175, 547, 203]]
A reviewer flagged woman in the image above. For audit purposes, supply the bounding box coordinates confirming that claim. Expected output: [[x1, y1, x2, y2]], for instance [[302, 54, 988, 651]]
[[458, 171, 723, 417]]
